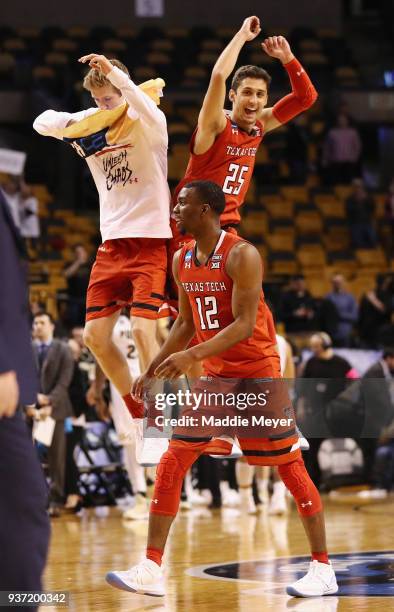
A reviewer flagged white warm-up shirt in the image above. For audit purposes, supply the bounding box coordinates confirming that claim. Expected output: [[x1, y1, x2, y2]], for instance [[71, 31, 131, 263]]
[[112, 315, 140, 378], [33, 67, 172, 242]]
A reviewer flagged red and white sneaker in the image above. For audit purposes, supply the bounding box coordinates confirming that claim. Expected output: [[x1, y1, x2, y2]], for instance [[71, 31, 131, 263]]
[[286, 560, 338, 597], [106, 559, 165, 597]]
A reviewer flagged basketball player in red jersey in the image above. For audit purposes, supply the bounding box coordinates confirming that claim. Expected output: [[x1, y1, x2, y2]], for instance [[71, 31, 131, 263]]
[[165, 14, 318, 307], [106, 181, 338, 599]]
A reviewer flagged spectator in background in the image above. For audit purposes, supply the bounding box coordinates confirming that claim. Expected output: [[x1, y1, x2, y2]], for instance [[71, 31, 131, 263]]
[[285, 114, 309, 184], [1, 175, 41, 257], [345, 178, 377, 248], [19, 184, 40, 252], [355, 348, 394, 487], [358, 274, 393, 348], [296, 332, 355, 489], [323, 274, 358, 346], [0, 174, 21, 228], [63, 244, 92, 327], [27, 311, 74, 516], [280, 275, 317, 333], [385, 178, 394, 257], [63, 338, 91, 512], [322, 113, 362, 185]]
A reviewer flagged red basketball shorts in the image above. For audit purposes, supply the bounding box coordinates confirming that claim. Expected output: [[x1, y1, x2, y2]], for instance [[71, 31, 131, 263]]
[[86, 237, 167, 321]]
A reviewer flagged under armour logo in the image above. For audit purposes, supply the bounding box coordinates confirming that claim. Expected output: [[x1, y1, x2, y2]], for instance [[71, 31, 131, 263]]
[[152, 499, 159, 504], [297, 69, 305, 77], [301, 501, 312, 507]]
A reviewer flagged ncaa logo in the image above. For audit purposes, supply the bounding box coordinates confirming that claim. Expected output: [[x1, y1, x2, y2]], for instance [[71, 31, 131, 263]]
[[186, 551, 394, 596]]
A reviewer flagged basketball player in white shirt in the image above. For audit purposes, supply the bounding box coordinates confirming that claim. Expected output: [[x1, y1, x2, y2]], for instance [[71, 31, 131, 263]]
[[33, 53, 172, 426], [110, 314, 149, 520]]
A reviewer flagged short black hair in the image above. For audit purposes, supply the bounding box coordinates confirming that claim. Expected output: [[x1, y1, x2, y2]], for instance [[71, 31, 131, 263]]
[[184, 180, 226, 216], [383, 347, 394, 359], [231, 65, 271, 92], [33, 310, 55, 324]]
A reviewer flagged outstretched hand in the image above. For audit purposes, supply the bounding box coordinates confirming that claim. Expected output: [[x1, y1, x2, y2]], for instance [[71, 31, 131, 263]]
[[154, 350, 197, 380], [261, 36, 294, 64], [239, 16, 261, 42], [78, 53, 113, 75]]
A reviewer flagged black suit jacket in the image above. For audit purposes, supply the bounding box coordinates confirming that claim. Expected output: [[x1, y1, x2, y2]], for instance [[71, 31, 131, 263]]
[[0, 189, 37, 404], [32, 339, 74, 420]]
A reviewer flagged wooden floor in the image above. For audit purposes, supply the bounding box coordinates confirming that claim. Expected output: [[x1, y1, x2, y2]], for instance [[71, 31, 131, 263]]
[[43, 497, 394, 611]]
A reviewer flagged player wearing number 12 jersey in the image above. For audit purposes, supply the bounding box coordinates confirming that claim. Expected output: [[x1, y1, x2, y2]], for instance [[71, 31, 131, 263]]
[[106, 181, 338, 599], [163, 15, 317, 314]]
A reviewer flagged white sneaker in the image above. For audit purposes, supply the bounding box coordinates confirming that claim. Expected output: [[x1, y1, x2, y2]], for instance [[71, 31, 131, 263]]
[[188, 490, 210, 506], [122, 494, 149, 520], [299, 437, 310, 451], [239, 488, 257, 514], [106, 558, 165, 597], [135, 421, 169, 467], [257, 480, 269, 505], [296, 426, 310, 451], [269, 482, 287, 516], [222, 489, 240, 508], [286, 560, 338, 597]]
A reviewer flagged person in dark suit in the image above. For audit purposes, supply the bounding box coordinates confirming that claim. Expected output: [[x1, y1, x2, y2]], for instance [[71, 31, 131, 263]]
[[0, 187, 50, 608], [28, 311, 74, 514]]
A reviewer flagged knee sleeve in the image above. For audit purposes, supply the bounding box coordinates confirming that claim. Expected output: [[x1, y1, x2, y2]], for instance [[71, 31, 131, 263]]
[[278, 457, 322, 517], [150, 446, 197, 516]]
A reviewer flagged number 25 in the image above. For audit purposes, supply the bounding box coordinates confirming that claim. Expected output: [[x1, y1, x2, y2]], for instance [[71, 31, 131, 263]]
[[223, 163, 248, 196]]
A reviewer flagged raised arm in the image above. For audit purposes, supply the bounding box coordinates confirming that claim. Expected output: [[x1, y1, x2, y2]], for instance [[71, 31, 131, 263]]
[[259, 36, 318, 133], [194, 16, 261, 154], [79, 54, 166, 132]]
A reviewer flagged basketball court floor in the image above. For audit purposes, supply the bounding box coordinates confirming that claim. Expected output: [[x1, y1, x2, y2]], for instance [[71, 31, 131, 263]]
[[43, 496, 394, 611]]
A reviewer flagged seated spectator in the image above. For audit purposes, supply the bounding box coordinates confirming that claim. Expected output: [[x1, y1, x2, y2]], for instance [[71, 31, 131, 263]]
[[280, 275, 317, 333], [345, 178, 377, 248], [322, 113, 362, 185], [323, 274, 358, 347], [63, 244, 92, 328], [358, 274, 393, 348]]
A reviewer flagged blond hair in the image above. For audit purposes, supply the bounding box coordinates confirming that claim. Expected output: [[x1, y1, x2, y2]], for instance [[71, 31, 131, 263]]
[[83, 59, 130, 94]]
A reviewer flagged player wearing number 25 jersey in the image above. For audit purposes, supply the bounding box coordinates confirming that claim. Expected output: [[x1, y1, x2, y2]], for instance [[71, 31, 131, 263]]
[[163, 18, 317, 316], [175, 115, 263, 228]]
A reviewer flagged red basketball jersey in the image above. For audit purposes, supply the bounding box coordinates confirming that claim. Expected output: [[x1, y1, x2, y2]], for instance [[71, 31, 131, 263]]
[[178, 231, 279, 378], [174, 116, 264, 226]]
